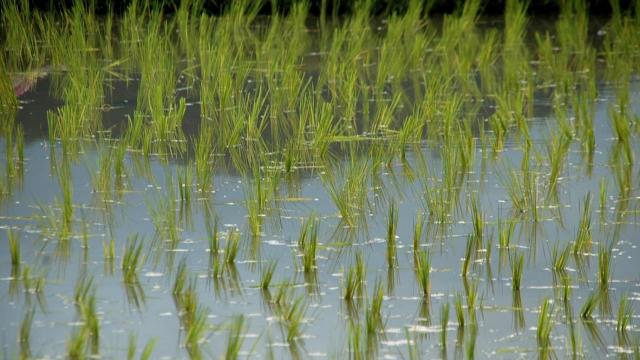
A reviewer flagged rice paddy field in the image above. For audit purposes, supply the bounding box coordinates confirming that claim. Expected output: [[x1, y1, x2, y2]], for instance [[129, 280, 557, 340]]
[[1, 0, 640, 358]]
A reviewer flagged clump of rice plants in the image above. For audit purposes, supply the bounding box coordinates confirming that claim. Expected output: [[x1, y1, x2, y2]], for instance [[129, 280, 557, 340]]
[[18, 308, 34, 359], [260, 261, 277, 290], [386, 201, 398, 268], [511, 251, 524, 291], [224, 228, 240, 265], [573, 193, 592, 255], [580, 291, 600, 320], [551, 242, 570, 273], [440, 302, 450, 351], [224, 315, 245, 360], [343, 253, 366, 301], [298, 215, 319, 273], [537, 298, 554, 360], [414, 249, 431, 298], [598, 244, 612, 289], [8, 229, 20, 270], [616, 294, 633, 336], [121, 234, 145, 284]]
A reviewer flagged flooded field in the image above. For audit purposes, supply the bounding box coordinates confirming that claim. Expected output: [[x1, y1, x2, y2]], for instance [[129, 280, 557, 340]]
[[1, 0, 640, 358]]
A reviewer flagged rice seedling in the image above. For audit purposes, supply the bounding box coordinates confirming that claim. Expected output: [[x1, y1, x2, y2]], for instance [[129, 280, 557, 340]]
[[573, 193, 592, 255], [343, 253, 366, 302], [616, 294, 633, 336], [282, 295, 308, 343], [224, 228, 240, 265], [260, 261, 277, 290], [498, 218, 515, 250], [298, 215, 319, 273], [103, 239, 115, 261], [440, 302, 450, 350], [466, 323, 478, 360], [598, 245, 612, 290], [551, 242, 571, 273], [455, 294, 465, 329], [185, 307, 208, 357], [470, 197, 484, 241], [599, 178, 607, 224], [18, 307, 34, 359], [415, 249, 431, 298], [580, 291, 600, 320], [367, 278, 384, 333], [224, 315, 245, 360], [461, 234, 478, 278], [121, 234, 145, 284], [80, 294, 100, 355], [127, 335, 157, 360], [173, 259, 188, 297], [412, 214, 425, 262], [537, 298, 554, 359], [511, 253, 524, 291], [74, 275, 94, 306], [466, 281, 479, 326], [8, 229, 20, 269], [67, 326, 88, 360]]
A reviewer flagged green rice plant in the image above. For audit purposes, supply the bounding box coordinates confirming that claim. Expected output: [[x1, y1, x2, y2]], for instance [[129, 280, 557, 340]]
[[21, 266, 45, 296], [224, 315, 245, 360], [185, 307, 208, 357], [80, 294, 100, 355], [260, 261, 277, 291], [573, 193, 592, 255], [405, 326, 420, 360], [224, 228, 240, 264], [343, 256, 365, 302], [454, 293, 465, 331], [67, 326, 88, 360], [412, 214, 425, 262], [74, 275, 94, 306], [367, 279, 384, 335], [511, 252, 524, 291], [283, 295, 308, 343], [599, 178, 607, 224], [121, 234, 145, 284], [323, 159, 370, 227], [173, 259, 188, 296], [440, 302, 450, 350], [298, 215, 319, 273], [470, 197, 484, 241], [546, 135, 571, 201], [616, 294, 633, 335], [8, 229, 20, 269], [15, 125, 24, 178], [194, 124, 214, 190], [127, 335, 157, 360], [498, 218, 515, 249], [102, 239, 115, 261], [386, 201, 398, 268], [466, 281, 479, 326], [580, 291, 600, 319], [347, 321, 365, 360], [537, 298, 554, 359], [598, 244, 612, 289], [19, 307, 34, 359], [208, 217, 219, 257], [551, 242, 571, 273], [415, 249, 431, 298], [177, 166, 193, 221], [0, 55, 18, 110], [461, 234, 477, 277]]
